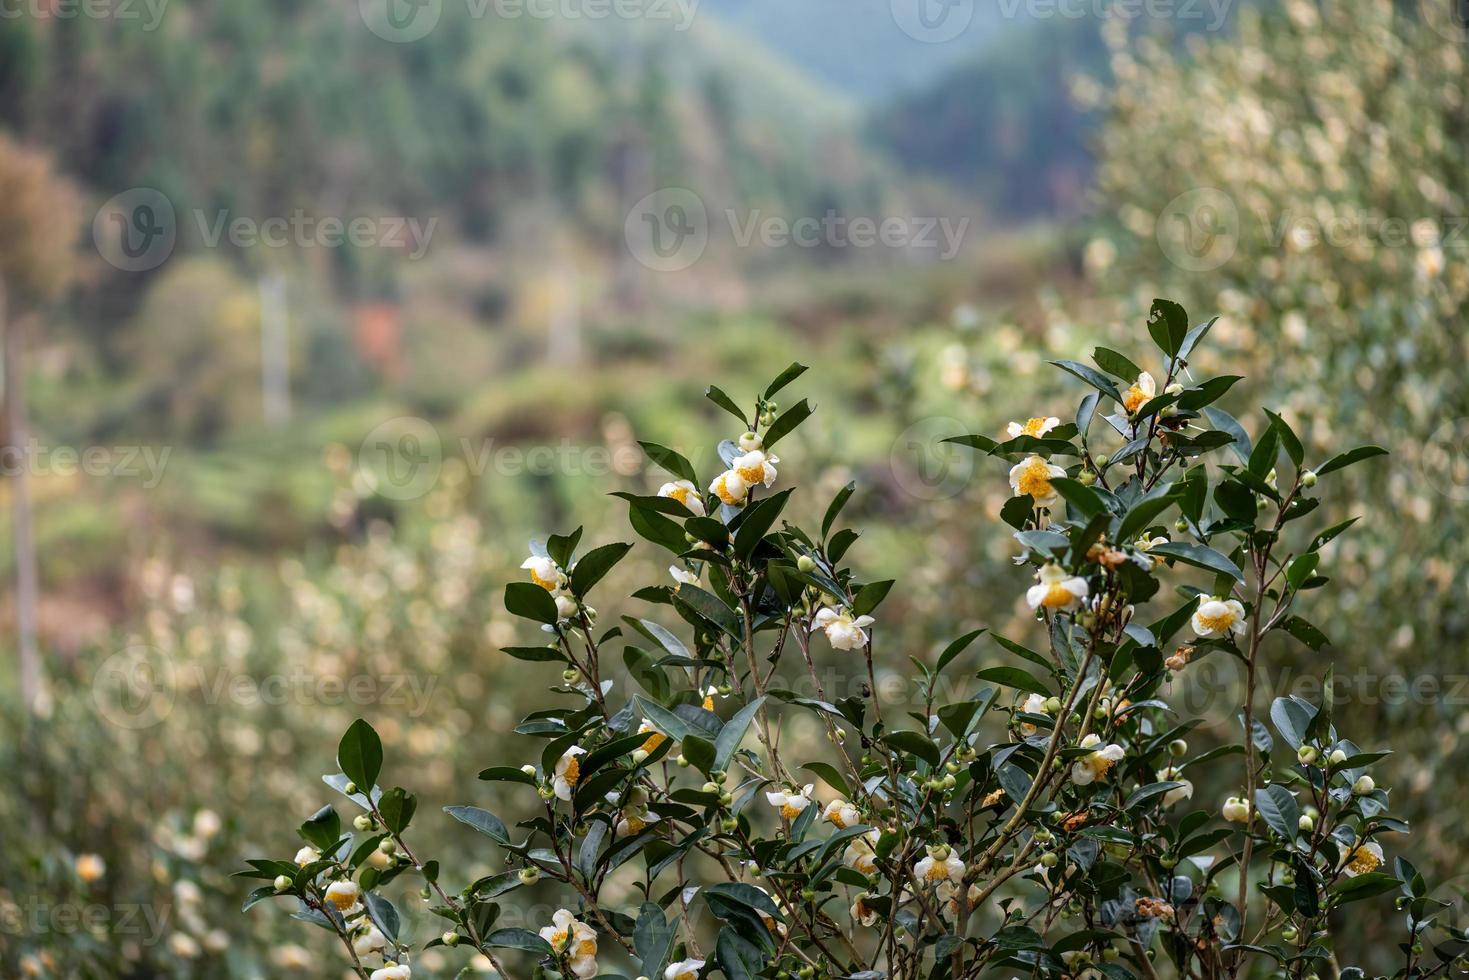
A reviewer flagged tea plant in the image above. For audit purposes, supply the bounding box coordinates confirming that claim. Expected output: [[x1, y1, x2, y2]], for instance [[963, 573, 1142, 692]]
[[242, 300, 1465, 979]]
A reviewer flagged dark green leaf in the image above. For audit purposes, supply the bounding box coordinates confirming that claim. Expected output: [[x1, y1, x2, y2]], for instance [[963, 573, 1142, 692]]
[[570, 542, 634, 597], [1315, 446, 1388, 477], [504, 581, 559, 625], [764, 362, 809, 399], [762, 398, 814, 449], [705, 386, 749, 426], [337, 719, 383, 793]]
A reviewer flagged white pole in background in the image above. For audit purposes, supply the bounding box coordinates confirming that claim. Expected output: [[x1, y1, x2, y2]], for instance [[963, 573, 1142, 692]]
[[259, 270, 290, 427]]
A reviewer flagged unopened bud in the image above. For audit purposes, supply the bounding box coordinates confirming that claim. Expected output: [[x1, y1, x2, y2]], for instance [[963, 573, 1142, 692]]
[[1302, 471, 1318, 488], [1168, 739, 1188, 757], [354, 814, 373, 831], [273, 875, 292, 894], [797, 555, 816, 573], [1353, 775, 1375, 795], [1329, 749, 1347, 765], [1297, 745, 1318, 765], [518, 867, 541, 885], [442, 932, 460, 947], [1298, 814, 1314, 833]]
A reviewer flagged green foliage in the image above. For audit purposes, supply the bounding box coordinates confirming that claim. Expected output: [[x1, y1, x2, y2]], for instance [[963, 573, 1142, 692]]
[[1082, 0, 1469, 909], [245, 307, 1453, 979]]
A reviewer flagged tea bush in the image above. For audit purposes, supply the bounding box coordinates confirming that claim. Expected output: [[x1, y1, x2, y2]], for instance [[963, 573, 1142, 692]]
[[245, 302, 1462, 979]]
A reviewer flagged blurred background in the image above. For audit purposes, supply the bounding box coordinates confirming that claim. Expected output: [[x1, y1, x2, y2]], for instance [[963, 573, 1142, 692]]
[[2, 0, 1468, 975]]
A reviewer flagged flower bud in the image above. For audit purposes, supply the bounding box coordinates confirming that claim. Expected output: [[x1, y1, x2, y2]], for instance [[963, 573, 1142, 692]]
[[1103, 948, 1120, 962], [942, 774, 957, 790], [1298, 814, 1314, 832], [1297, 745, 1318, 765], [702, 781, 720, 795], [797, 555, 816, 573], [442, 932, 459, 947], [676, 754, 690, 767], [378, 838, 396, 855], [1094, 454, 1109, 466], [1040, 852, 1059, 868], [562, 669, 580, 683], [344, 782, 358, 795], [739, 432, 763, 452], [273, 875, 292, 894], [1174, 518, 1188, 533], [720, 792, 734, 806], [1078, 470, 1097, 486], [1168, 739, 1188, 757], [1353, 775, 1375, 795], [354, 814, 374, 832], [1282, 926, 1298, 942], [1329, 749, 1347, 765], [518, 867, 541, 885], [1043, 697, 1062, 714], [1302, 470, 1318, 488]]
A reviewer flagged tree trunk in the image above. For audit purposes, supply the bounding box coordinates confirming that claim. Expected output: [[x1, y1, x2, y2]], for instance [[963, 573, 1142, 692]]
[[2, 277, 41, 716]]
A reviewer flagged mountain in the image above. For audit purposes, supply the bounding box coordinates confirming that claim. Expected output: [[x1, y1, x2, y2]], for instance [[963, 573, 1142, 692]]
[[695, 0, 1011, 102], [868, 15, 1108, 219]]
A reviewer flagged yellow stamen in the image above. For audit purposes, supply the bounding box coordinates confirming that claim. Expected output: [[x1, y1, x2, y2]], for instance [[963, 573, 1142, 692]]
[[780, 802, 803, 820], [1346, 847, 1381, 875], [736, 462, 765, 484], [1123, 384, 1149, 414], [561, 756, 580, 787], [529, 568, 557, 591], [576, 938, 597, 956], [1016, 457, 1055, 499], [1196, 610, 1237, 633], [1040, 583, 1076, 609], [640, 731, 666, 753], [713, 475, 743, 505], [548, 929, 568, 950], [667, 486, 692, 506], [1021, 417, 1050, 436]]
